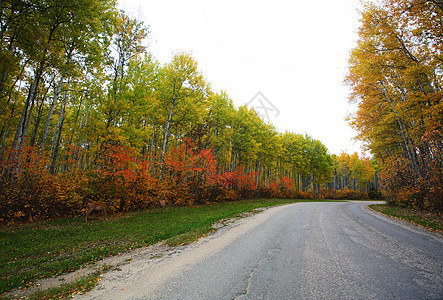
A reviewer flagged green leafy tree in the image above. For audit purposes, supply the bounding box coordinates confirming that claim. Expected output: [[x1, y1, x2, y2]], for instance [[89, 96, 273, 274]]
[[156, 52, 210, 178]]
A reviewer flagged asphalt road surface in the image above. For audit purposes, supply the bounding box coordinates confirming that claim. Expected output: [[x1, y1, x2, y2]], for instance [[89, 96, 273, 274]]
[[80, 202, 443, 299]]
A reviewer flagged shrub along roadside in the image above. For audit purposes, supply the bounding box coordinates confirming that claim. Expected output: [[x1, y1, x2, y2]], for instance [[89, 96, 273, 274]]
[[0, 199, 337, 296], [0, 143, 377, 224], [369, 204, 443, 233]]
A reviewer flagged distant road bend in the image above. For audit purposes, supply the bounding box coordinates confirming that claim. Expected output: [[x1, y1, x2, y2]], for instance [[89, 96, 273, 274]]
[[79, 202, 443, 300]]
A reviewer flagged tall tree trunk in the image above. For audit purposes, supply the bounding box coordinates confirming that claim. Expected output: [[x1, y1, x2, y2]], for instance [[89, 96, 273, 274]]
[[21, 93, 35, 143], [30, 99, 44, 146], [229, 144, 235, 172], [12, 18, 58, 153], [39, 73, 65, 151], [255, 155, 261, 187], [31, 74, 55, 145], [40, 42, 73, 150], [49, 90, 68, 174], [149, 120, 157, 158], [12, 79, 36, 151], [74, 100, 87, 168], [159, 100, 175, 179], [68, 93, 84, 145]]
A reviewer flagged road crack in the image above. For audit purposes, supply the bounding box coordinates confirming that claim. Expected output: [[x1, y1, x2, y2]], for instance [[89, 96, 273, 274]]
[[235, 244, 282, 299]]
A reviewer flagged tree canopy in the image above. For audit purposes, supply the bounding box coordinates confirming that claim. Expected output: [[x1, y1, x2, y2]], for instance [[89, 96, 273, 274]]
[[346, 0, 442, 210]]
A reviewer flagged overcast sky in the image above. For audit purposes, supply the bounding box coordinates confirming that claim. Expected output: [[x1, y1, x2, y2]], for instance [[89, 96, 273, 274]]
[[119, 0, 364, 155]]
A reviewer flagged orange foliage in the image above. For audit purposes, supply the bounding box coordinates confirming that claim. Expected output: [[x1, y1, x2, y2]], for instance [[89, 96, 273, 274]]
[[269, 176, 295, 198], [0, 146, 85, 222], [319, 187, 368, 200], [380, 157, 443, 211], [0, 139, 381, 223]]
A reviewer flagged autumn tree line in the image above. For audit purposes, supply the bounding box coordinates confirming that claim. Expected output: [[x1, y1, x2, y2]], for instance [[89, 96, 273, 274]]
[[0, 0, 380, 222], [346, 0, 442, 211]]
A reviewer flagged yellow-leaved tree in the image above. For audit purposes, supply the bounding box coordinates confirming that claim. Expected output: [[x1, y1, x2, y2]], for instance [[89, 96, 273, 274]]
[[346, 0, 442, 210]]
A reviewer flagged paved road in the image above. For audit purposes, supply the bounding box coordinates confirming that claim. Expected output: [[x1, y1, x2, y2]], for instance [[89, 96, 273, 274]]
[[82, 202, 443, 299]]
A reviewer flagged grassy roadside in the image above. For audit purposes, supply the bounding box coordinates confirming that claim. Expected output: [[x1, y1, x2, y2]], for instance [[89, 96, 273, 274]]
[[25, 271, 101, 300], [0, 199, 335, 297], [369, 204, 443, 233]]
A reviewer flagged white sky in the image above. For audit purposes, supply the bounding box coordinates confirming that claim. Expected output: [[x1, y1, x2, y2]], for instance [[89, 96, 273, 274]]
[[119, 0, 364, 155]]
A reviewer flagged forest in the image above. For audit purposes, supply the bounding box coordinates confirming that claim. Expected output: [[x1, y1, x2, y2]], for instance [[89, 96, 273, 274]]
[[1, 0, 439, 223], [346, 0, 442, 212]]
